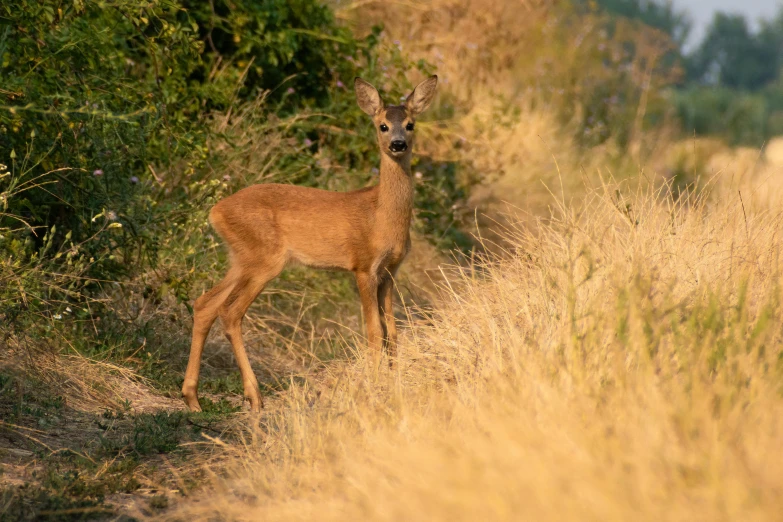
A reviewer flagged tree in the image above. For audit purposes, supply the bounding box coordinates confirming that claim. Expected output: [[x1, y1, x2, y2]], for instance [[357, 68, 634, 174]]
[[590, 0, 692, 47], [757, 9, 783, 85], [687, 12, 779, 90]]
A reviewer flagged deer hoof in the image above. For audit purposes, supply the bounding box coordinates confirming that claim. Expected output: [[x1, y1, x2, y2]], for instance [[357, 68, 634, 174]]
[[183, 395, 202, 412], [245, 394, 264, 413]]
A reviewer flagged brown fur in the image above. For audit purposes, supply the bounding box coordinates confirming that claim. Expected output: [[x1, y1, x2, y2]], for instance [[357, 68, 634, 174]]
[[182, 75, 438, 412]]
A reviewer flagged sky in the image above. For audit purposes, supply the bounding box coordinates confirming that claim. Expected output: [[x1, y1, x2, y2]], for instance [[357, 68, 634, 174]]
[[673, 0, 782, 49]]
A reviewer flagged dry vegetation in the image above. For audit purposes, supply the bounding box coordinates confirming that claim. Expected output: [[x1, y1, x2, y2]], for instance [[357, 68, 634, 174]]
[[161, 2, 783, 519], [156, 3, 783, 519], [4, 0, 783, 519], [167, 169, 783, 520]]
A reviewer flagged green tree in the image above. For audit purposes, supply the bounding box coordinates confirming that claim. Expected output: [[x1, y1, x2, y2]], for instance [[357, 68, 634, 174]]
[[687, 12, 779, 90], [757, 9, 783, 85], [591, 0, 691, 47]]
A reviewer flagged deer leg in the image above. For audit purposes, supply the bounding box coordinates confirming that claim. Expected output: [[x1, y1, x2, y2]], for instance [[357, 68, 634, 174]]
[[356, 271, 383, 352], [378, 271, 398, 357], [219, 266, 281, 412], [182, 269, 239, 412]]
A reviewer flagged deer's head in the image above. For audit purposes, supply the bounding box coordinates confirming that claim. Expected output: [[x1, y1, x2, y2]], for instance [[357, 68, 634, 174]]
[[354, 75, 438, 160]]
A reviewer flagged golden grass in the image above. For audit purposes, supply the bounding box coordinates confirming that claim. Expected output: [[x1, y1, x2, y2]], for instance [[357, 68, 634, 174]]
[[6, 4, 783, 520], [165, 172, 783, 520], [155, 6, 783, 518], [0, 340, 178, 413], [333, 0, 691, 255]]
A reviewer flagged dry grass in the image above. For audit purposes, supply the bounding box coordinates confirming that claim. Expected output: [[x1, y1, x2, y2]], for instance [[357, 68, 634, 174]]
[[164, 171, 783, 520], [153, 5, 783, 519], [8, 3, 783, 519], [0, 325, 180, 414], [334, 0, 690, 252]]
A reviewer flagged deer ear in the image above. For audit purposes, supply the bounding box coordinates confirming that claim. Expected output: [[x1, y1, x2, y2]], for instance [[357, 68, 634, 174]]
[[405, 75, 438, 117], [355, 78, 383, 116]]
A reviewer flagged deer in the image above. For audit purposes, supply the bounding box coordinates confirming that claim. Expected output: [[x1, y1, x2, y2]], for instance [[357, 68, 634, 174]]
[[181, 75, 438, 412]]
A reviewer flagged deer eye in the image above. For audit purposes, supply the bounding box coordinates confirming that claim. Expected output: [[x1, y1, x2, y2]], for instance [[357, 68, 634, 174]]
[[406, 122, 415, 131], [379, 124, 389, 132]]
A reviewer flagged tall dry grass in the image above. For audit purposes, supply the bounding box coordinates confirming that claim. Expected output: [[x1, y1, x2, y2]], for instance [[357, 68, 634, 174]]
[[166, 171, 783, 520], [156, 5, 783, 518], [334, 0, 693, 253]]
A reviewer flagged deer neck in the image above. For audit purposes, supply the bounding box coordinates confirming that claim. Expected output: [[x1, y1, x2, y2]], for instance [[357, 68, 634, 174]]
[[377, 152, 414, 235]]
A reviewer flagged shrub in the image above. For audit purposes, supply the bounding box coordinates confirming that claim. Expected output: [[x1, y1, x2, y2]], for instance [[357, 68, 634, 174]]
[[0, 0, 394, 274], [674, 86, 772, 146], [0, 0, 444, 329]]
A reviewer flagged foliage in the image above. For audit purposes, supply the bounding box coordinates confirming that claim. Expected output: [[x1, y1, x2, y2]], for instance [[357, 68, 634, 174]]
[[686, 12, 781, 90], [180, 0, 370, 108], [538, 2, 682, 148], [0, 0, 383, 283], [412, 158, 474, 252], [587, 0, 692, 47], [674, 85, 783, 146], [1, 0, 473, 342], [0, 0, 203, 275]]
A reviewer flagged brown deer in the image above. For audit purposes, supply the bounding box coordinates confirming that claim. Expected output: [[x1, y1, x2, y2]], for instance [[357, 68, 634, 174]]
[[182, 75, 438, 412]]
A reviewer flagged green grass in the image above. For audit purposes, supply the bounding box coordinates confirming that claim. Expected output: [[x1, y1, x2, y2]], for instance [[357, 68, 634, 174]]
[[0, 372, 241, 521]]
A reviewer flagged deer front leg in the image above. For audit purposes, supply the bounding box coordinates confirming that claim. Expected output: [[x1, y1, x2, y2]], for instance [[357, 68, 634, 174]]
[[356, 271, 383, 352], [378, 271, 398, 357]]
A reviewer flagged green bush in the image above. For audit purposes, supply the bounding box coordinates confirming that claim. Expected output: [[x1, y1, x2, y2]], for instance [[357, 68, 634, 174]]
[[673, 86, 777, 146], [1, 0, 485, 398], [0, 0, 380, 278], [1, 0, 203, 270], [181, 0, 372, 107], [0, 0, 421, 328]]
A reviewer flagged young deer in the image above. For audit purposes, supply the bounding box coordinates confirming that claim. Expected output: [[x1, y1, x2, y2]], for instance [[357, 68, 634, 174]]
[[182, 75, 438, 412]]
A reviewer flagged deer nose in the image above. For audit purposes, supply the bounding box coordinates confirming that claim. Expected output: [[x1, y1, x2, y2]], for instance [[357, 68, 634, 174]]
[[390, 140, 407, 152]]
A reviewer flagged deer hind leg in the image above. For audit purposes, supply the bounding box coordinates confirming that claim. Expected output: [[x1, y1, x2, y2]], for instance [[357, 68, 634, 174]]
[[182, 268, 240, 412], [218, 263, 283, 412]]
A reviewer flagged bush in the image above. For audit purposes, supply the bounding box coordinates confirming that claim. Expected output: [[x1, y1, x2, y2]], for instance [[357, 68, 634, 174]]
[[181, 0, 372, 108], [673, 86, 775, 146], [1, 0, 204, 264], [0, 0, 444, 330], [0, 0, 380, 279]]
